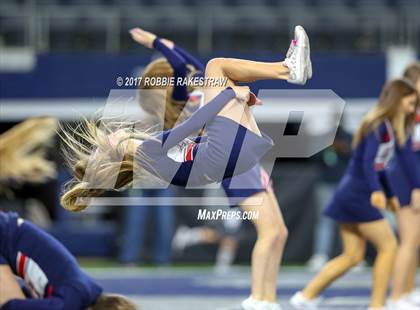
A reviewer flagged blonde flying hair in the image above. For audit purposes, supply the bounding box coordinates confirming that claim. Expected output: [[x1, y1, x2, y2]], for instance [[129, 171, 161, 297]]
[[0, 117, 58, 187], [353, 79, 419, 147], [59, 117, 154, 212], [60, 57, 200, 212]]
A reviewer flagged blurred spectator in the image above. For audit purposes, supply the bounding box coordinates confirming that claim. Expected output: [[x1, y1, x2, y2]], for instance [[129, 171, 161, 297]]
[[118, 188, 175, 265], [172, 189, 241, 274]]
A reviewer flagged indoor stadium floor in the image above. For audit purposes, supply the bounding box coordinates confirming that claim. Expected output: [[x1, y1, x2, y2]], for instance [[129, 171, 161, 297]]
[[84, 266, 417, 309]]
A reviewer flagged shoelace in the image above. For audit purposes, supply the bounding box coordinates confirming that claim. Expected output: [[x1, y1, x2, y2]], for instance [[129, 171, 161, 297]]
[[286, 37, 312, 80], [285, 54, 298, 80]]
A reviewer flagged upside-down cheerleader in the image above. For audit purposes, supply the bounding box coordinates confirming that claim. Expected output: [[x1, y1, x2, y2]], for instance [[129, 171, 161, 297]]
[[61, 25, 312, 310], [128, 25, 311, 310]]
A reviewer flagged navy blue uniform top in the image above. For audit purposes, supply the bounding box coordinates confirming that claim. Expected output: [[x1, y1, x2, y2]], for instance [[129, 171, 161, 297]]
[[325, 121, 405, 222], [349, 122, 396, 192], [349, 121, 420, 194], [0, 212, 102, 310], [152, 38, 204, 102], [137, 88, 273, 187]]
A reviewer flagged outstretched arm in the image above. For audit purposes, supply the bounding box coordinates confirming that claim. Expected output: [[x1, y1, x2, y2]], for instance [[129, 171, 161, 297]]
[[173, 45, 205, 72], [129, 28, 189, 101], [152, 38, 189, 101]]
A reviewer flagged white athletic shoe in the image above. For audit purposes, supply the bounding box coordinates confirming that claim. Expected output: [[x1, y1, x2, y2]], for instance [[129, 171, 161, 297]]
[[404, 289, 420, 306], [286, 25, 312, 79], [289, 292, 319, 310], [241, 296, 269, 310], [262, 301, 282, 310], [285, 25, 311, 85], [241, 296, 257, 310], [387, 298, 419, 310]]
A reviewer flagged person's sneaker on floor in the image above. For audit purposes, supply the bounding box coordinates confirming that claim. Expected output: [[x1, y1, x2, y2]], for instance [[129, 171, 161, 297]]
[[241, 296, 269, 310], [290, 291, 319, 310], [387, 298, 419, 310], [262, 300, 282, 310], [404, 289, 420, 306]]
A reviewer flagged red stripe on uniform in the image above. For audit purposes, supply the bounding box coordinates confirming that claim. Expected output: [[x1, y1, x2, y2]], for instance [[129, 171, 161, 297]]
[[186, 144, 194, 161], [18, 254, 26, 279], [375, 163, 385, 170], [47, 285, 53, 297]]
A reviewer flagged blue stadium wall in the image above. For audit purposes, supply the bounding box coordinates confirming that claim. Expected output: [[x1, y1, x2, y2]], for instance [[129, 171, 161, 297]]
[[0, 52, 386, 99]]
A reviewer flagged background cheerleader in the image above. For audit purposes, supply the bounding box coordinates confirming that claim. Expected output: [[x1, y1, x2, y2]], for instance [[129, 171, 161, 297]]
[[387, 62, 420, 309], [0, 118, 135, 310], [0, 211, 136, 310], [290, 79, 419, 310]]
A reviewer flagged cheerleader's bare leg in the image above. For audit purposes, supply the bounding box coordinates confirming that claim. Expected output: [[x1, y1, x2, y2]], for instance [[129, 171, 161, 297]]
[[358, 220, 397, 308], [203, 57, 290, 137], [302, 224, 366, 299], [240, 188, 288, 303], [391, 207, 420, 301]]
